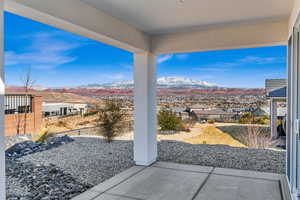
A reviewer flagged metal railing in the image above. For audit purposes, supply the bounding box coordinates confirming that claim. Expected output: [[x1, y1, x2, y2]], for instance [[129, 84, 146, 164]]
[[5, 94, 33, 115]]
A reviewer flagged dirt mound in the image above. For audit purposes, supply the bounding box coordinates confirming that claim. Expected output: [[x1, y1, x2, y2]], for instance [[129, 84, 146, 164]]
[[184, 126, 246, 148]]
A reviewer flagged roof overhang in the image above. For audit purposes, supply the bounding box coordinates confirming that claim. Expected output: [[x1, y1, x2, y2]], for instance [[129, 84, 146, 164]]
[[4, 0, 298, 54], [151, 20, 288, 54], [289, 0, 300, 37]]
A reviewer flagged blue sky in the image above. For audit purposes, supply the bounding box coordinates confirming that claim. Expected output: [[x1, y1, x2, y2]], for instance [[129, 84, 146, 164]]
[[5, 12, 287, 88]]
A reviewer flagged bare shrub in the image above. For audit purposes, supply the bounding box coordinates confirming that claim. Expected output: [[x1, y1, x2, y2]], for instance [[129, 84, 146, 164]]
[[76, 120, 90, 126], [242, 125, 272, 149], [56, 120, 70, 129], [95, 100, 126, 142], [184, 119, 196, 129]]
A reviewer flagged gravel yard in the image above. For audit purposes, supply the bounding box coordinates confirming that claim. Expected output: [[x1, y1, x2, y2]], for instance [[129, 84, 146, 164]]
[[7, 137, 286, 200], [5, 135, 31, 149]]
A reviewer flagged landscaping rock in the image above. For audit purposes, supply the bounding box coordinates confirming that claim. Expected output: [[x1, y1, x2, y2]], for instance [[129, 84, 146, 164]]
[[6, 141, 41, 158], [5, 135, 31, 150], [6, 158, 91, 200], [158, 140, 286, 174], [19, 138, 135, 186], [44, 135, 74, 149], [6, 136, 74, 158]]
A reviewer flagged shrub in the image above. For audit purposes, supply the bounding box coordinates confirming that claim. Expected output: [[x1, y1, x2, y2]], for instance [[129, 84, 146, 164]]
[[207, 119, 215, 124], [56, 120, 68, 128], [34, 128, 55, 144], [239, 112, 270, 125], [158, 108, 185, 131], [239, 112, 254, 124], [95, 100, 126, 142], [83, 110, 98, 117]]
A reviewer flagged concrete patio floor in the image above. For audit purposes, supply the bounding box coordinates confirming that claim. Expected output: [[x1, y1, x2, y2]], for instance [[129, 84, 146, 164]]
[[72, 162, 291, 200]]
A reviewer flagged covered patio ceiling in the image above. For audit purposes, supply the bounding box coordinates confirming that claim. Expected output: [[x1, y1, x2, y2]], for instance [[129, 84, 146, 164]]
[[82, 0, 293, 35], [4, 0, 297, 54]]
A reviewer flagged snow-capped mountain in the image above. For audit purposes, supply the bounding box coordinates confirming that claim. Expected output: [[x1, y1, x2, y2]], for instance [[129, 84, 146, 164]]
[[157, 77, 217, 88], [80, 76, 218, 89]]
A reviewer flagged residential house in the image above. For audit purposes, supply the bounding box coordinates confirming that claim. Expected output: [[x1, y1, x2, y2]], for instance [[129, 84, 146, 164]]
[[188, 107, 239, 122], [43, 102, 89, 117]]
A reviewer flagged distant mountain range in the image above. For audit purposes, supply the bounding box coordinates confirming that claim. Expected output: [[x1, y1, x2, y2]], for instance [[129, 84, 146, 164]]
[[80, 77, 218, 89], [6, 76, 265, 97], [6, 76, 266, 97]]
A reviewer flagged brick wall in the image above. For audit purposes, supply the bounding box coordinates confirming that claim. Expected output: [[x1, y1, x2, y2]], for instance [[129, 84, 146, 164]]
[[5, 95, 43, 136]]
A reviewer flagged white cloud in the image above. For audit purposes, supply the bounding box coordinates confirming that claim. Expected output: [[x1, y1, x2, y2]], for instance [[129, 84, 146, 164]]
[[120, 63, 133, 69], [157, 54, 173, 64], [176, 54, 189, 60], [98, 73, 127, 81], [238, 56, 285, 64], [109, 73, 126, 80], [194, 56, 285, 70], [5, 31, 84, 70], [193, 67, 230, 72]]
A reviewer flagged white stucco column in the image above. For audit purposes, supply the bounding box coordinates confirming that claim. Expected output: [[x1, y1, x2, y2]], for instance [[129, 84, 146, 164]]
[[0, 0, 5, 199], [133, 52, 157, 166], [270, 98, 278, 139]]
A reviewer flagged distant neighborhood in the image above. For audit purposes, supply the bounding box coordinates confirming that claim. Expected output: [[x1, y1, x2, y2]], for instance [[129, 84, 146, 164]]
[[3, 77, 287, 142]]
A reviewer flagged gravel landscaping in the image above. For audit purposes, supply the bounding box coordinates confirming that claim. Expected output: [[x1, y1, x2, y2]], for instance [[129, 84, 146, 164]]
[[159, 140, 285, 173], [6, 137, 286, 200], [6, 158, 91, 200], [6, 136, 74, 158], [5, 135, 32, 149]]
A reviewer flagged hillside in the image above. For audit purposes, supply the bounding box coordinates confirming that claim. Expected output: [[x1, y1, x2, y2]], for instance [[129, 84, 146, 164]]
[[6, 87, 97, 104], [36, 92, 97, 104], [6, 85, 265, 98]]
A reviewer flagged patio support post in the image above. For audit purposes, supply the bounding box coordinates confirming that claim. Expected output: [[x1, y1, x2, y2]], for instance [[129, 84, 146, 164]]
[[133, 52, 157, 166], [0, 0, 5, 199], [270, 98, 278, 139]]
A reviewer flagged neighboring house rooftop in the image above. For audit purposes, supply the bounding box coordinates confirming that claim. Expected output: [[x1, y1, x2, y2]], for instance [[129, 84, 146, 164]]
[[265, 79, 287, 93], [267, 87, 287, 98], [265, 79, 287, 100]]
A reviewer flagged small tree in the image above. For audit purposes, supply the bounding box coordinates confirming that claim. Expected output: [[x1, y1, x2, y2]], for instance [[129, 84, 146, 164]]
[[158, 108, 184, 131], [14, 114, 22, 135], [239, 112, 254, 124], [96, 100, 126, 142], [22, 68, 35, 135], [14, 67, 35, 135]]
